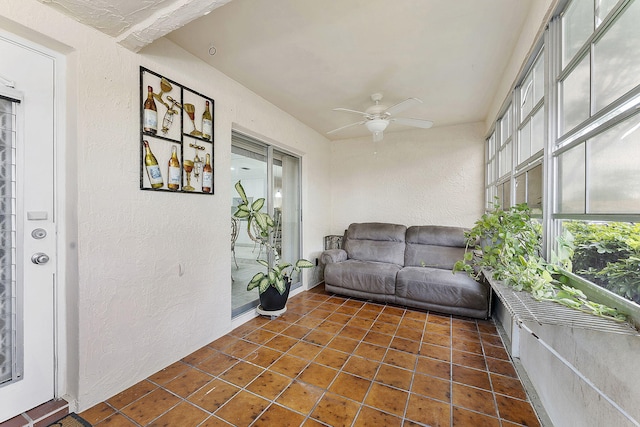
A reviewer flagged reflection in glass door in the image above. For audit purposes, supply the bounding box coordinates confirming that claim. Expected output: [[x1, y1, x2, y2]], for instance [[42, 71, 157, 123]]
[[231, 132, 301, 318]]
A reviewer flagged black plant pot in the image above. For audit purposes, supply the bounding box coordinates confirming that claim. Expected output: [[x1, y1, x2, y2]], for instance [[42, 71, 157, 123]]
[[259, 279, 291, 311]]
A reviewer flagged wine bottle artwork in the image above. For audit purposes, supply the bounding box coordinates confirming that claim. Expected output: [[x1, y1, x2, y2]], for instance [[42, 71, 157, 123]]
[[183, 103, 203, 137], [161, 95, 181, 135], [167, 146, 181, 190], [143, 85, 157, 135], [189, 142, 206, 181], [183, 159, 195, 191], [143, 140, 163, 188], [202, 100, 212, 140], [193, 152, 203, 182], [140, 68, 215, 195], [153, 77, 172, 109], [202, 153, 213, 193]]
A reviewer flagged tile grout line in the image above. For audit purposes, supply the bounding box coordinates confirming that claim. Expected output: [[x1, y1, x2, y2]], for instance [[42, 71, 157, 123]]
[[345, 301, 402, 426], [233, 294, 359, 426]]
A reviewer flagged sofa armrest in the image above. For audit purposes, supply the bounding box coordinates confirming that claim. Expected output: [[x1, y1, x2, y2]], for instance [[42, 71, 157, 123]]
[[321, 249, 348, 264]]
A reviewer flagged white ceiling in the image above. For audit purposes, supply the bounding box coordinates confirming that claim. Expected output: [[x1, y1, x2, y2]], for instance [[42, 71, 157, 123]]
[[39, 0, 535, 140]]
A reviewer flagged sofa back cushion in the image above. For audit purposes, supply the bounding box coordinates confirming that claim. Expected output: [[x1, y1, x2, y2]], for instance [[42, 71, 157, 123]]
[[405, 225, 469, 269], [344, 223, 407, 266]]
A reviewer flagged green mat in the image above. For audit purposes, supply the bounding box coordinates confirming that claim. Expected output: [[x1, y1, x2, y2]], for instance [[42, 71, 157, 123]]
[[48, 413, 92, 427]]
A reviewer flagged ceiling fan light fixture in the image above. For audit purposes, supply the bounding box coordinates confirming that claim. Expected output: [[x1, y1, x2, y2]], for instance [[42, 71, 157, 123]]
[[366, 118, 388, 142], [365, 118, 389, 133], [328, 94, 433, 140]]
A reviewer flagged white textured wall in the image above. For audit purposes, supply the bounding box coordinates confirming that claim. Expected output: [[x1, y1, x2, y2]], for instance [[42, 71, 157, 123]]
[[330, 123, 485, 232], [0, 0, 331, 411]]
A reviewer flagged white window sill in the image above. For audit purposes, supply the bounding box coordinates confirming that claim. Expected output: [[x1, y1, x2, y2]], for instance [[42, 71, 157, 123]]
[[484, 269, 639, 336]]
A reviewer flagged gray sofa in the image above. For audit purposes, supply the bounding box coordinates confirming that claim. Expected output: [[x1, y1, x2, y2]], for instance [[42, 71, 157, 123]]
[[321, 222, 490, 319]]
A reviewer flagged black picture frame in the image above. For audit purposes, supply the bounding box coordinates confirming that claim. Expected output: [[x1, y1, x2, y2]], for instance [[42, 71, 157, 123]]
[[140, 67, 215, 195]]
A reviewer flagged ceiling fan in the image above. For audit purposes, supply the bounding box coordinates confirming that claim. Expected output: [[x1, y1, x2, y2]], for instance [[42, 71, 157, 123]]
[[327, 93, 433, 142]]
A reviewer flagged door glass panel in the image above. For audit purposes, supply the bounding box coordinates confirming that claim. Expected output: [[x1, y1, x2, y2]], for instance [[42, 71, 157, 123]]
[[0, 97, 17, 386], [587, 112, 640, 213], [231, 140, 267, 316], [231, 134, 302, 317], [273, 151, 301, 289], [593, 0, 640, 112]]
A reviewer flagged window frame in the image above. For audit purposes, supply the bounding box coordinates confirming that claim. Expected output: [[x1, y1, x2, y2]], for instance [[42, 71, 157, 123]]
[[484, 0, 640, 322]]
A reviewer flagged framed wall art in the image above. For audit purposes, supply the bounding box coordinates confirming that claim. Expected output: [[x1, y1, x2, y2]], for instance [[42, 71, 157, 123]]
[[140, 67, 214, 194]]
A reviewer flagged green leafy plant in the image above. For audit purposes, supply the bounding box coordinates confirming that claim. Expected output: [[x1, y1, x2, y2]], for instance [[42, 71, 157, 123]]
[[233, 181, 313, 295], [453, 203, 626, 322], [564, 221, 640, 304]]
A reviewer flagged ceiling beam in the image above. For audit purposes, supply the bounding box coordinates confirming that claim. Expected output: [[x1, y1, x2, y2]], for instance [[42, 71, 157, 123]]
[[116, 0, 232, 52]]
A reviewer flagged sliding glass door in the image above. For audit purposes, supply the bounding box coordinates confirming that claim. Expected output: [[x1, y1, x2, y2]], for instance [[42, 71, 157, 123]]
[[231, 132, 301, 317]]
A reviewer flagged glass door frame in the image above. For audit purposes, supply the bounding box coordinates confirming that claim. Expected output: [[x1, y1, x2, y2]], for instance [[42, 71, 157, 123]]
[[231, 131, 303, 318]]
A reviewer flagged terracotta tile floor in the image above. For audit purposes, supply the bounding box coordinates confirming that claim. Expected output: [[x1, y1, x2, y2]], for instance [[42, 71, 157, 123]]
[[80, 286, 541, 427]]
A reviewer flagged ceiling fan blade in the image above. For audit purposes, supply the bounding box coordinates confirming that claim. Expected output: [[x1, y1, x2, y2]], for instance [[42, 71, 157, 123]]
[[391, 117, 434, 129], [383, 98, 423, 116], [333, 107, 371, 116], [327, 120, 366, 134]]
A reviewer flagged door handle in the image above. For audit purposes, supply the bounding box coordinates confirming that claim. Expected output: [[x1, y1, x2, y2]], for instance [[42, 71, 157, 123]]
[[31, 253, 50, 265]]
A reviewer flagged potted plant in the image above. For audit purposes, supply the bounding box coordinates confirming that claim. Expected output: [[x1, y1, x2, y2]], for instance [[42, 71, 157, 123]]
[[232, 180, 314, 313], [453, 203, 626, 321]]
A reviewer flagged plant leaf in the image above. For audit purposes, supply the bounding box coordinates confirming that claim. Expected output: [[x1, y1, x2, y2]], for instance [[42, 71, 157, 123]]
[[252, 197, 265, 212], [295, 259, 314, 269], [258, 277, 270, 293], [274, 277, 286, 294], [247, 272, 264, 291], [235, 181, 248, 204], [254, 212, 268, 231], [233, 209, 249, 219]]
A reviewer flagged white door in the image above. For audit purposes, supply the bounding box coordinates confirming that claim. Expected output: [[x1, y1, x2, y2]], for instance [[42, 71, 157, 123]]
[[0, 33, 57, 422]]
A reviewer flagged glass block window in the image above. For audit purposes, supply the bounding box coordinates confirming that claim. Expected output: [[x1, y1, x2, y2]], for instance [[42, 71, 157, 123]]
[[0, 96, 17, 386]]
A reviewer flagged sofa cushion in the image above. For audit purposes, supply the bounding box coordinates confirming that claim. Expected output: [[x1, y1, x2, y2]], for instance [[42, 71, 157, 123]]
[[324, 260, 400, 296], [344, 222, 407, 265], [320, 248, 348, 264], [396, 266, 488, 310], [405, 225, 469, 269]]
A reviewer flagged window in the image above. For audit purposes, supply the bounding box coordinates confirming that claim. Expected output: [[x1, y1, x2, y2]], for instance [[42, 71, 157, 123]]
[[518, 53, 544, 165], [485, 0, 640, 312], [485, 132, 497, 210], [486, 45, 545, 214], [554, 0, 640, 307]]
